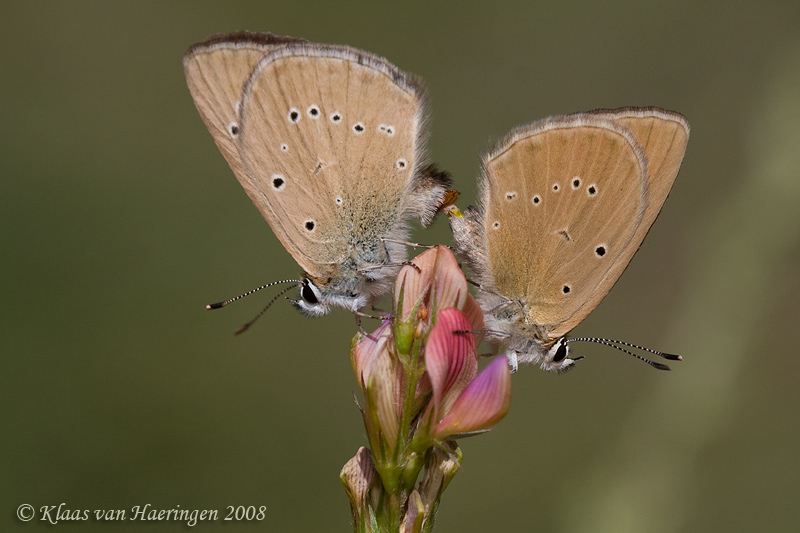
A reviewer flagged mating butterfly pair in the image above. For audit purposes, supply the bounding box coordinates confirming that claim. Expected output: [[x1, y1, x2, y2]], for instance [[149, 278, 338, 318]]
[[184, 32, 689, 372]]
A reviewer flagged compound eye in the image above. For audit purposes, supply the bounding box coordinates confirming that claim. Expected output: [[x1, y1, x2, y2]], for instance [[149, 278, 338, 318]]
[[553, 341, 568, 362], [301, 283, 318, 305]]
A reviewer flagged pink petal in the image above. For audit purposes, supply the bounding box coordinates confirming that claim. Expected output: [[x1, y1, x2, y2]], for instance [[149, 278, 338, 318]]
[[435, 355, 512, 439], [393, 246, 468, 322], [430, 246, 467, 312], [353, 321, 402, 452], [365, 341, 401, 452], [425, 308, 478, 422], [394, 248, 438, 322], [461, 294, 485, 346], [352, 320, 392, 388]]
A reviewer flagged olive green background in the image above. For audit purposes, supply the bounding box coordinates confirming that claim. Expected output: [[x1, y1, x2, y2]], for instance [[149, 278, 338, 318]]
[[3, 1, 800, 531]]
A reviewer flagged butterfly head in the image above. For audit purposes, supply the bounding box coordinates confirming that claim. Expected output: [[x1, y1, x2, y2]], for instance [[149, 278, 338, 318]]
[[540, 338, 583, 373], [290, 277, 371, 317], [288, 278, 327, 317]]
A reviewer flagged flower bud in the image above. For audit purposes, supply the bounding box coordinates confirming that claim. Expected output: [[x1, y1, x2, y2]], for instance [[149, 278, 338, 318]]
[[419, 445, 462, 509], [351, 321, 392, 388], [400, 490, 425, 533], [393, 246, 467, 324], [340, 447, 379, 525]]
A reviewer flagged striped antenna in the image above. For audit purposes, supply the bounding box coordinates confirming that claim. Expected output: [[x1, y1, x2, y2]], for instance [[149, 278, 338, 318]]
[[205, 279, 302, 310], [566, 337, 683, 371], [235, 284, 298, 335]]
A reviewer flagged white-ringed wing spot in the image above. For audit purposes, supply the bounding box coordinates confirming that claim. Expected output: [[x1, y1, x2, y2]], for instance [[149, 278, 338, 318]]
[[272, 174, 286, 191]]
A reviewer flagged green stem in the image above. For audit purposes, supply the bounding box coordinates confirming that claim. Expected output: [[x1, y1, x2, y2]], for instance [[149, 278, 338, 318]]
[[377, 331, 428, 530], [397, 339, 422, 458]]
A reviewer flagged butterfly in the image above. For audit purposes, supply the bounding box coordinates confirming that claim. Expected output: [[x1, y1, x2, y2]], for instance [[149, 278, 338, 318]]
[[184, 32, 451, 317], [448, 108, 689, 372]]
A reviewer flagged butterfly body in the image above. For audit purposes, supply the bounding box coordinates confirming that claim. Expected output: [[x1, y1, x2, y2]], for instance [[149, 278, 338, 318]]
[[184, 33, 450, 316], [294, 205, 410, 315], [449, 108, 689, 372]]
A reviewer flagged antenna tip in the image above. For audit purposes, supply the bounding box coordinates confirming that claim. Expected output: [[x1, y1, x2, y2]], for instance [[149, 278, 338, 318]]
[[206, 301, 226, 310], [652, 362, 672, 371], [235, 323, 250, 335], [662, 353, 683, 361]]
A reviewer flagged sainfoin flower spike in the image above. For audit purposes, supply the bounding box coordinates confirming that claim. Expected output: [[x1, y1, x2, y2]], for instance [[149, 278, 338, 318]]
[[344, 246, 512, 532]]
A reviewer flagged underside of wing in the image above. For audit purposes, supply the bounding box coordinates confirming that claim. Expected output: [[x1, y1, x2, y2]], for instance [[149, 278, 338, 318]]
[[481, 116, 648, 340], [592, 107, 689, 249], [236, 43, 429, 279], [183, 32, 304, 203]]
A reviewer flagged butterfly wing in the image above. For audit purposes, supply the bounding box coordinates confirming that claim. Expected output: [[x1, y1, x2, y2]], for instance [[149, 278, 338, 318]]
[[596, 107, 690, 245], [236, 43, 441, 283], [480, 115, 649, 341], [183, 32, 305, 210]]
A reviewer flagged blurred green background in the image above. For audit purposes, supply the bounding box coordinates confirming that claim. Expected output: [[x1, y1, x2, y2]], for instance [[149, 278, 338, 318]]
[[3, 1, 799, 531]]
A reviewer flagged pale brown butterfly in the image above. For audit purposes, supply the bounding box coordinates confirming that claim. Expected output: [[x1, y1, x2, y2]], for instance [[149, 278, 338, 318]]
[[448, 107, 689, 372], [184, 32, 451, 319]]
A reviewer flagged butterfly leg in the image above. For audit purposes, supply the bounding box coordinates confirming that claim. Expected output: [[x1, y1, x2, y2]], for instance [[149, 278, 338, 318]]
[[380, 237, 435, 250], [357, 261, 418, 274], [507, 352, 519, 374], [355, 310, 393, 341], [370, 304, 392, 320], [401, 260, 421, 272], [354, 313, 367, 336]]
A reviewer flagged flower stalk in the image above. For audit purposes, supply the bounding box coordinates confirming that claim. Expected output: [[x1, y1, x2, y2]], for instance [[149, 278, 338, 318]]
[[342, 246, 512, 531]]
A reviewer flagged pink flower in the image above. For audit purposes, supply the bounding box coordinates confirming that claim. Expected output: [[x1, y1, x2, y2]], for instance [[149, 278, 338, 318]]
[[347, 243, 513, 529], [425, 308, 478, 423], [393, 245, 468, 323], [351, 320, 402, 453], [422, 308, 512, 441], [351, 320, 393, 389], [350, 245, 510, 474]]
